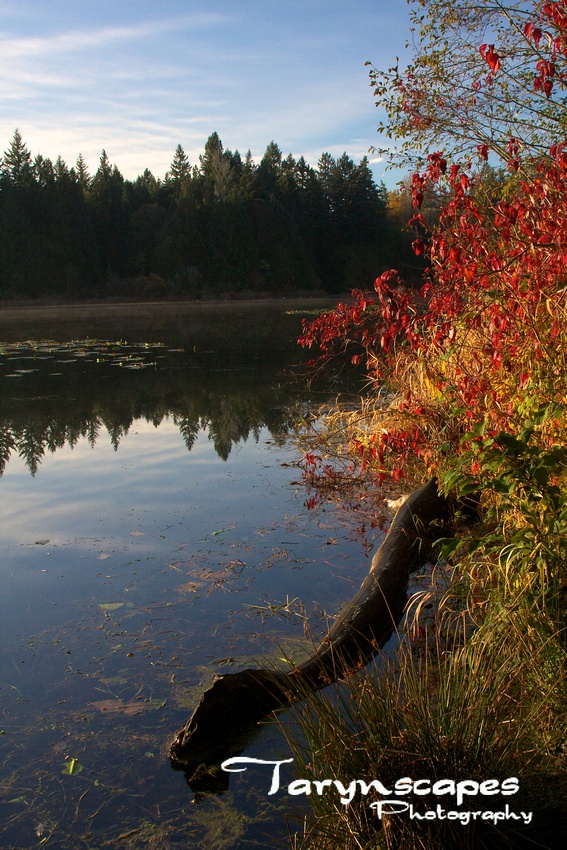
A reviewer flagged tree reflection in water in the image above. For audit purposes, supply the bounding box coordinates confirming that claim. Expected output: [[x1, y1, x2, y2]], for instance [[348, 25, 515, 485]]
[[0, 303, 370, 849], [0, 334, 312, 475]]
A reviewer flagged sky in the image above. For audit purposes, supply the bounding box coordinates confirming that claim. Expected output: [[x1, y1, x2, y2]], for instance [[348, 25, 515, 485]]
[[0, 0, 412, 188]]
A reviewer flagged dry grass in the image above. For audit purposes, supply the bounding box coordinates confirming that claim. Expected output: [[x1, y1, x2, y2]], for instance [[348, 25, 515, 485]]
[[288, 269, 567, 848], [283, 562, 567, 849]]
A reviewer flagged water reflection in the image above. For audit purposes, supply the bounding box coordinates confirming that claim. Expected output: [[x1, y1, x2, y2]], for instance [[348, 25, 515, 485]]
[[0, 336, 308, 474], [0, 302, 371, 848]]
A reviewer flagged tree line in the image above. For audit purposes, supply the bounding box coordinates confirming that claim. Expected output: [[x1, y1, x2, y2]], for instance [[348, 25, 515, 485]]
[[0, 130, 421, 301]]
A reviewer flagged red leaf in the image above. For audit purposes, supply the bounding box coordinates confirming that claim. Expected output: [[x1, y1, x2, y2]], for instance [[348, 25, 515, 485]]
[[479, 43, 501, 73]]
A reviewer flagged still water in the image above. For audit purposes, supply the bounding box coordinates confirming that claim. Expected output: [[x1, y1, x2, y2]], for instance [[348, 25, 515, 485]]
[[0, 302, 380, 849]]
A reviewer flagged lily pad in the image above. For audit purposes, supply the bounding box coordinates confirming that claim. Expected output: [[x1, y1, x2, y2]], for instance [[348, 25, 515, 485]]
[[62, 758, 84, 775], [89, 697, 166, 716]]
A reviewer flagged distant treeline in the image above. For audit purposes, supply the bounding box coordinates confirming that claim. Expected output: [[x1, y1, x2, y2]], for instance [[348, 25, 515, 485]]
[[0, 129, 423, 300]]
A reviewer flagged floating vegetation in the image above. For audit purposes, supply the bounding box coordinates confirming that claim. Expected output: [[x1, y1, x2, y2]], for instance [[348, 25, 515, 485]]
[[0, 601, 314, 849], [0, 306, 362, 848], [0, 335, 306, 475], [0, 337, 169, 365], [87, 697, 167, 716]]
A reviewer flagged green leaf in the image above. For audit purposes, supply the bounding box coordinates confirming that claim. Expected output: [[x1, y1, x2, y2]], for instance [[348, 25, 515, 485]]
[[533, 466, 550, 487], [436, 536, 461, 559], [495, 432, 527, 455], [442, 470, 459, 490], [491, 477, 515, 495], [442, 469, 469, 492], [62, 758, 84, 775], [458, 480, 482, 495], [462, 421, 487, 440], [467, 538, 486, 555]]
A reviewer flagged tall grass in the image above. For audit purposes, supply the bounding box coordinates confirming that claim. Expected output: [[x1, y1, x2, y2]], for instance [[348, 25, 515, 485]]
[[283, 555, 567, 849], [290, 141, 567, 845]]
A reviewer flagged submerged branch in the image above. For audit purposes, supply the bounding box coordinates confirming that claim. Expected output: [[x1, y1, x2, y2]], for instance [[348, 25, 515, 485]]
[[169, 477, 451, 793]]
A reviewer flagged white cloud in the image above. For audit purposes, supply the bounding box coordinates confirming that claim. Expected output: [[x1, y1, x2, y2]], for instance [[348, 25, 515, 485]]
[[0, 13, 230, 60], [0, 1, 411, 188]]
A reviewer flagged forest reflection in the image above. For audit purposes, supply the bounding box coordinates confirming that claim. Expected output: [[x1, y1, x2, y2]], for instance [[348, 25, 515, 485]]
[[0, 339, 307, 475]]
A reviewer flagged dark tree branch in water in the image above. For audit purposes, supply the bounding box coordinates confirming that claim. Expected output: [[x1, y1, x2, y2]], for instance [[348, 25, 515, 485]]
[[169, 478, 451, 794]]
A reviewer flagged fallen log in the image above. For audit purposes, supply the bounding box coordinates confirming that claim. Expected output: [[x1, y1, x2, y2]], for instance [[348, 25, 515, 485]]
[[169, 477, 450, 791]]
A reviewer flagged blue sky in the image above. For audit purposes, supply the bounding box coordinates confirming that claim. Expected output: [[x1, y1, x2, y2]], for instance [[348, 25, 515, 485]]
[[0, 0, 412, 187]]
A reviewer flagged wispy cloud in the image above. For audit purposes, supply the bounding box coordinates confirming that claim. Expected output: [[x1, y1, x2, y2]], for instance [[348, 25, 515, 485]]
[[0, 1, 411, 187], [0, 13, 230, 60]]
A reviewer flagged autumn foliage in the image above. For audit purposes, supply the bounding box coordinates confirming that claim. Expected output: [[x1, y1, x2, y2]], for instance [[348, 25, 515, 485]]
[[300, 2, 567, 487], [293, 10, 567, 847]]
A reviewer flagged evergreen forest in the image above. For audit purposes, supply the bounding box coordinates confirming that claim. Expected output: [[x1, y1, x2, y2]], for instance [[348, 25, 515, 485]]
[[0, 130, 421, 301]]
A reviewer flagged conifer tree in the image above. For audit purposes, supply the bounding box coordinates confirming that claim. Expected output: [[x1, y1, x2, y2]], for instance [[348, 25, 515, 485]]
[[75, 154, 91, 190], [199, 132, 235, 201], [2, 129, 34, 186], [166, 144, 192, 198], [33, 154, 55, 187], [92, 150, 112, 191]]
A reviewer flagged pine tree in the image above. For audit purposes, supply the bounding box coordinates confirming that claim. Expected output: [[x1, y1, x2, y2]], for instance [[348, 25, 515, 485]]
[[199, 132, 224, 175], [199, 132, 234, 201], [255, 141, 283, 201], [317, 152, 336, 207], [33, 154, 55, 187], [2, 129, 34, 186], [166, 144, 192, 198], [75, 154, 91, 190], [89, 150, 126, 279], [280, 153, 297, 195], [295, 156, 315, 191], [239, 150, 256, 199], [55, 156, 71, 183], [92, 150, 112, 191], [136, 168, 159, 197]]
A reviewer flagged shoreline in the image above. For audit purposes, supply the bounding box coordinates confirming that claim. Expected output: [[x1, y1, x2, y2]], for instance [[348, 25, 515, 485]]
[[0, 293, 345, 309], [0, 294, 343, 322]]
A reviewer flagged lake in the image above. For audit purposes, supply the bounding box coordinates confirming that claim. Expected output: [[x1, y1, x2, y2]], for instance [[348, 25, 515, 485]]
[[0, 301, 385, 849]]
